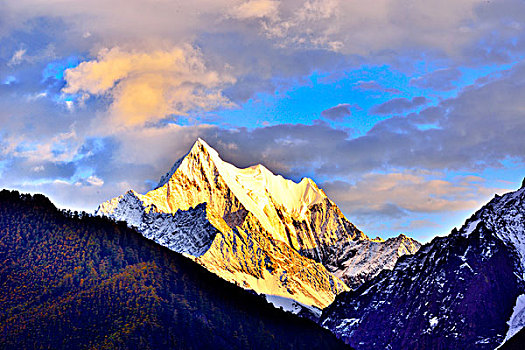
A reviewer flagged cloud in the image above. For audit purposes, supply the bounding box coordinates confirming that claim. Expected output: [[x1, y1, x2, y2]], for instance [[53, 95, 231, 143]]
[[86, 175, 104, 187], [3, 60, 524, 212], [371, 96, 428, 115], [9, 130, 80, 163], [170, 63, 525, 179], [4, 0, 519, 65], [230, 0, 280, 20], [1, 158, 77, 183], [322, 171, 495, 216], [394, 219, 440, 231], [114, 124, 214, 168], [1, 0, 525, 239], [321, 103, 353, 120], [10, 179, 114, 212], [63, 46, 235, 127], [8, 48, 26, 66], [2, 0, 524, 115], [248, 0, 503, 59], [186, 59, 525, 177], [410, 68, 462, 91], [318, 170, 513, 240], [260, 0, 344, 51], [0, 1, 232, 45]]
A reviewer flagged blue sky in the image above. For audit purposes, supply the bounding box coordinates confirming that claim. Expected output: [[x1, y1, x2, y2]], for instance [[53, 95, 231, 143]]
[[1, 0, 525, 242]]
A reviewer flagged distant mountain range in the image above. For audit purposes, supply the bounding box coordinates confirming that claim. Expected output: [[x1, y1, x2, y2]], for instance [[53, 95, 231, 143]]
[[97, 139, 420, 311], [2, 138, 524, 349], [321, 180, 525, 349]]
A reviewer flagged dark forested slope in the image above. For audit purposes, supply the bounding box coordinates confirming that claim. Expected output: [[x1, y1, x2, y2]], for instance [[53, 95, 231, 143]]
[[0, 190, 349, 350]]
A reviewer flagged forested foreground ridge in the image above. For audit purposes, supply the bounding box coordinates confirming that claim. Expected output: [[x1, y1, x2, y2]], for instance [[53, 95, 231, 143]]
[[0, 190, 349, 350]]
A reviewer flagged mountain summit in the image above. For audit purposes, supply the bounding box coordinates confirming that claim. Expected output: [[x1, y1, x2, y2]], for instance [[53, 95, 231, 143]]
[[98, 139, 419, 309]]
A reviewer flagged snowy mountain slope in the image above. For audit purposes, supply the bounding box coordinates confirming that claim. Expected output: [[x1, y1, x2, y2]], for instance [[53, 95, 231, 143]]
[[329, 234, 421, 290], [98, 139, 420, 308], [463, 180, 525, 345], [98, 139, 347, 307], [502, 325, 525, 349], [321, 181, 525, 349], [265, 294, 323, 321], [97, 190, 218, 256]]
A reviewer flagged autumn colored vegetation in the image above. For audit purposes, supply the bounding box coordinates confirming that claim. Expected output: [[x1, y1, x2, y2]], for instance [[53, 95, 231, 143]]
[[0, 190, 348, 349]]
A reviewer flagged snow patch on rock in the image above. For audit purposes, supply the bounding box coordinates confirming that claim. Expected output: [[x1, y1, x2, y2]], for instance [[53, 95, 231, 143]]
[[265, 294, 322, 319], [97, 190, 218, 256], [503, 294, 525, 343]]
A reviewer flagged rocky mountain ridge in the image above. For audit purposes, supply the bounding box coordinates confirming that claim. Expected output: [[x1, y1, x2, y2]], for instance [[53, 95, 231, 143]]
[[321, 181, 525, 349], [98, 139, 420, 309]]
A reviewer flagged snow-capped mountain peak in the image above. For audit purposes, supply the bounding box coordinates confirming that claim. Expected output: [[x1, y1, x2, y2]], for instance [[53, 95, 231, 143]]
[[98, 139, 420, 309]]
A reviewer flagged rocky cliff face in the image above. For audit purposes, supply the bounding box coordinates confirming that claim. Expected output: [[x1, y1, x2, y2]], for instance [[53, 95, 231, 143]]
[[321, 183, 525, 349], [97, 190, 218, 256], [98, 139, 420, 308], [329, 234, 421, 290]]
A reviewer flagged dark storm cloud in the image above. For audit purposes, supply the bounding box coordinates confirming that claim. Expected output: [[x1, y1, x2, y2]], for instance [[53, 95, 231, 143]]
[[371, 96, 428, 115]]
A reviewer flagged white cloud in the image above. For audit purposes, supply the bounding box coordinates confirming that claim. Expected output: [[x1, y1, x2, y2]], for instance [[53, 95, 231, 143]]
[[6, 45, 56, 66], [86, 175, 104, 187], [8, 48, 26, 66], [115, 123, 215, 166], [11, 130, 80, 163], [254, 0, 484, 54], [65, 100, 74, 111]]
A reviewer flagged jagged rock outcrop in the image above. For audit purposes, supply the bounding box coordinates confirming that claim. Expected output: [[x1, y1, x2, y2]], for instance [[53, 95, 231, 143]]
[[330, 234, 421, 289], [98, 139, 420, 308], [98, 191, 218, 256], [321, 182, 525, 349]]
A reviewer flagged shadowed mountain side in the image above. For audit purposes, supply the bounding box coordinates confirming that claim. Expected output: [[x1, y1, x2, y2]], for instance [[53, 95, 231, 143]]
[[0, 190, 350, 350], [501, 327, 525, 350], [321, 183, 525, 349]]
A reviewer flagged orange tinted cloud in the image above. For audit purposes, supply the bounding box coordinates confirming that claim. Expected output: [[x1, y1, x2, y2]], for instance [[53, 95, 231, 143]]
[[324, 171, 504, 214], [230, 0, 280, 20], [63, 46, 235, 127]]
